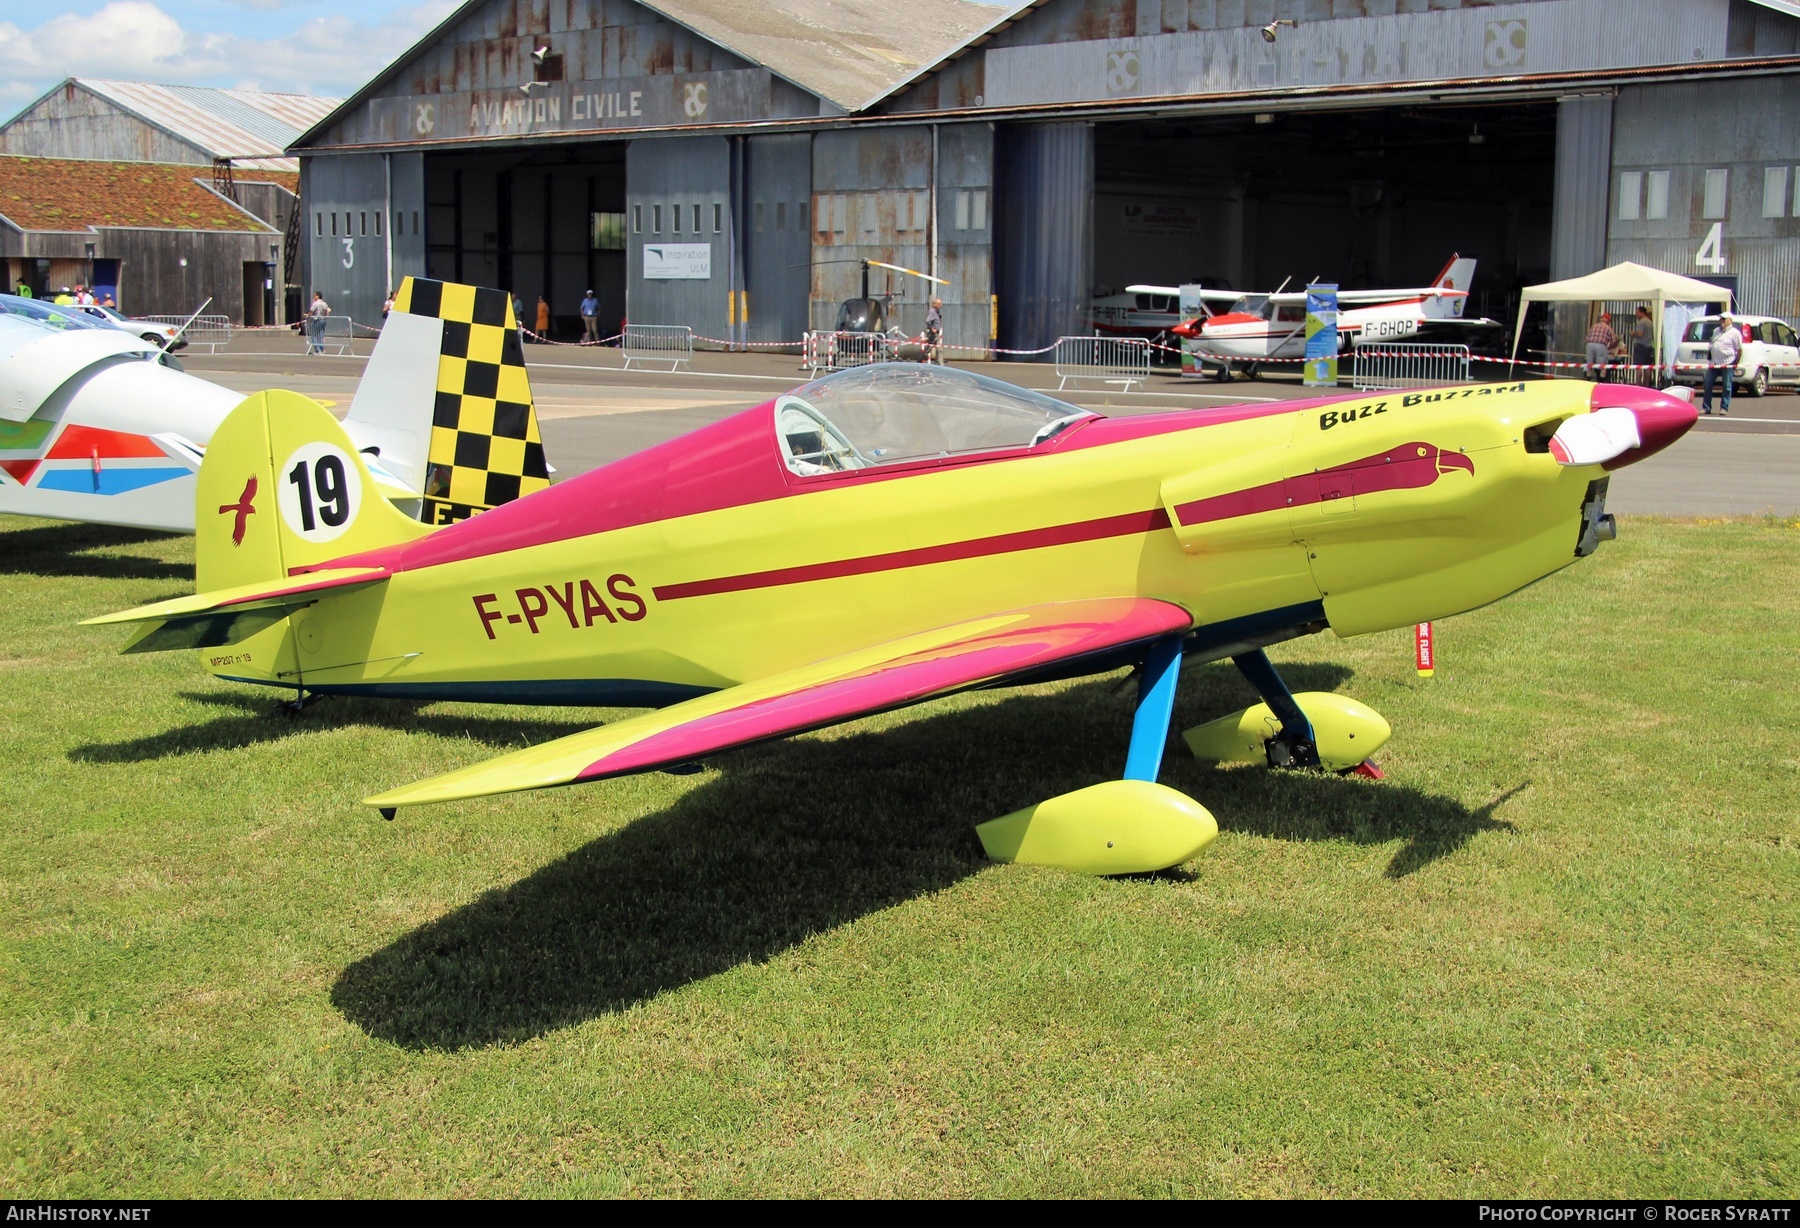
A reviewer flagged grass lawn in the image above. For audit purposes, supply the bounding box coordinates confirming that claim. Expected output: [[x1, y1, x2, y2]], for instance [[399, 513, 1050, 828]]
[[0, 514, 1795, 1197]]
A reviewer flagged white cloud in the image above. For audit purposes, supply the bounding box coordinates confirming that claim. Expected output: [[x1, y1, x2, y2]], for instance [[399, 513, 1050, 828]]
[[0, 0, 458, 114]]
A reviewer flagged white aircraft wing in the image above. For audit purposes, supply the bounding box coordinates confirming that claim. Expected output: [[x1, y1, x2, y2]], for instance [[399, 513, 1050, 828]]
[[1126, 284, 1244, 303]]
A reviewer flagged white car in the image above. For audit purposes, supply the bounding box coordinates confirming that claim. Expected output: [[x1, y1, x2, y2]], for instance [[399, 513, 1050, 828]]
[[1671, 314, 1800, 397], [67, 304, 186, 351]]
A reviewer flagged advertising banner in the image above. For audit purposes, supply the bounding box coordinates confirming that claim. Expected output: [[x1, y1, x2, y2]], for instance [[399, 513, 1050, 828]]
[[643, 243, 712, 280], [1304, 283, 1339, 387], [1178, 284, 1206, 379]]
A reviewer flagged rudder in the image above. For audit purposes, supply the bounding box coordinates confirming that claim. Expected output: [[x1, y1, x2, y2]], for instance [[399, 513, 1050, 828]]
[[344, 276, 552, 527], [198, 390, 433, 593]]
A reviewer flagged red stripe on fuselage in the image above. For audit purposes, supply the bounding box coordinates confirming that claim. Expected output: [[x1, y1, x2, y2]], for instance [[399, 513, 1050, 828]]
[[652, 508, 1173, 601], [1173, 442, 1475, 526]]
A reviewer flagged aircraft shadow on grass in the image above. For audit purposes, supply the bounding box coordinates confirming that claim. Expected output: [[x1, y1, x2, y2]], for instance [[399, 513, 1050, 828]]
[[327, 662, 1519, 1052], [4, 520, 190, 582], [69, 690, 598, 762]]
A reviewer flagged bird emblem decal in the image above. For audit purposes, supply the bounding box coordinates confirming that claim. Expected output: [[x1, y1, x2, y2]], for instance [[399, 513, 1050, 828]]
[[219, 476, 257, 546]]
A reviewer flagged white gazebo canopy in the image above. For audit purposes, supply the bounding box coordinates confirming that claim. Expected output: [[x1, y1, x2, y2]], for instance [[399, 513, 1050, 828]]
[[1512, 261, 1734, 368]]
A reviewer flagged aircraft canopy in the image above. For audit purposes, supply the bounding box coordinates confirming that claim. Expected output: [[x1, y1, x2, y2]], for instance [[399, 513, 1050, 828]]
[[776, 363, 1094, 474]]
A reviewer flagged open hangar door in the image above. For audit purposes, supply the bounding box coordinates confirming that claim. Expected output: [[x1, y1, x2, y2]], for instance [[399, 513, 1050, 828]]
[[424, 143, 628, 340], [1090, 103, 1557, 348]]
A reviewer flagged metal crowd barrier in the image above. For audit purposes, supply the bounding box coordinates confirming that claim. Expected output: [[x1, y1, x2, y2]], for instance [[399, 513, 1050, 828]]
[[621, 324, 694, 371], [301, 316, 355, 356], [802, 330, 892, 373], [144, 314, 233, 353], [1053, 336, 1150, 392], [1350, 342, 1472, 391]]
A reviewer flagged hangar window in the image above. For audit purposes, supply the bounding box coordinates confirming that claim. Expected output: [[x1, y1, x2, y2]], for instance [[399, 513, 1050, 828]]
[[970, 190, 987, 230], [330, 212, 338, 236], [955, 191, 969, 229], [653, 204, 662, 232], [673, 204, 681, 233], [776, 201, 786, 230], [360, 212, 368, 236], [692, 204, 701, 234], [633, 204, 642, 234], [1702, 169, 1728, 219], [773, 365, 1094, 475], [714, 203, 724, 233], [374, 212, 382, 237], [412, 210, 420, 235], [590, 212, 625, 250], [1764, 168, 1788, 219], [796, 201, 806, 232], [1645, 171, 1670, 220], [1618, 171, 1642, 221], [315, 212, 323, 237], [534, 53, 564, 84]]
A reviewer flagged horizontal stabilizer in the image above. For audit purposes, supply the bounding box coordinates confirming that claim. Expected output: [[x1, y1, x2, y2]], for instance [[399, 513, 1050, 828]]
[[366, 597, 1193, 812], [83, 566, 389, 653]]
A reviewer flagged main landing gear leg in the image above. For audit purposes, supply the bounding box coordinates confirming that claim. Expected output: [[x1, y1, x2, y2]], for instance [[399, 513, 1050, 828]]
[[1230, 649, 1320, 768], [974, 636, 1217, 874], [1124, 635, 1184, 782]]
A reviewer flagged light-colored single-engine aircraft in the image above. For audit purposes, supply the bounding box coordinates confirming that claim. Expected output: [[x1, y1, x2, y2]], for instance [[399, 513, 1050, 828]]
[[1087, 285, 1242, 341], [0, 281, 547, 533], [1167, 255, 1502, 375], [90, 353, 1695, 875]]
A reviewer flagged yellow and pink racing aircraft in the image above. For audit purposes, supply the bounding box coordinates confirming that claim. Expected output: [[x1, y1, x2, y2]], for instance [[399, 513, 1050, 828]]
[[91, 279, 1696, 874]]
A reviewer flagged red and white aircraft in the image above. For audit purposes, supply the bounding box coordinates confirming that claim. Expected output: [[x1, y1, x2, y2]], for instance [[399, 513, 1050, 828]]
[[1159, 256, 1500, 377]]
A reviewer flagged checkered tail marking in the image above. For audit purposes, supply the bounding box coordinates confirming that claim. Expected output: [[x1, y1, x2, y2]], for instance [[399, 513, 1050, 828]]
[[395, 277, 550, 525]]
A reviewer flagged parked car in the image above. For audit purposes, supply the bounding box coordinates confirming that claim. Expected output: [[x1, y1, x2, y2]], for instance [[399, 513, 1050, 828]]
[[68, 304, 187, 351], [1670, 314, 1800, 397]]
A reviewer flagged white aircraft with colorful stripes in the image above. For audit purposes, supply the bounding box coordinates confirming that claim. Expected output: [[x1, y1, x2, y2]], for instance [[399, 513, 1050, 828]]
[[0, 283, 548, 535]]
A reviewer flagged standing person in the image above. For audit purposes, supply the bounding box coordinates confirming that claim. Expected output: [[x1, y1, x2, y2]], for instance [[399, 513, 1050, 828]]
[[535, 295, 551, 341], [580, 289, 600, 344], [381, 289, 395, 324], [1630, 306, 1654, 379], [15, 282, 31, 299], [53, 286, 74, 306], [307, 291, 331, 355], [1702, 310, 1742, 415], [1583, 311, 1616, 381], [921, 297, 943, 364]]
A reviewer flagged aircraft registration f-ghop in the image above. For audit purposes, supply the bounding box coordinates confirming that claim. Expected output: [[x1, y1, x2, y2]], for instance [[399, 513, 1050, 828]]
[[0, 277, 547, 533], [90, 365, 1697, 875]]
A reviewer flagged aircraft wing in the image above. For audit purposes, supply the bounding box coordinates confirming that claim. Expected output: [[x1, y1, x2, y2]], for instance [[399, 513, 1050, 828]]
[[1126, 284, 1243, 303], [364, 596, 1194, 812], [1268, 288, 1469, 304]]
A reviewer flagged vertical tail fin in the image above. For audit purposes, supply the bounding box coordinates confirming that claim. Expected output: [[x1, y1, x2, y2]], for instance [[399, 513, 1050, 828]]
[[198, 389, 433, 593], [343, 276, 551, 527], [1423, 255, 1478, 319]]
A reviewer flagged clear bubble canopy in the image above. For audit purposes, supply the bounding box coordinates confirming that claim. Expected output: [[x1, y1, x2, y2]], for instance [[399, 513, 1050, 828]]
[[774, 363, 1095, 474]]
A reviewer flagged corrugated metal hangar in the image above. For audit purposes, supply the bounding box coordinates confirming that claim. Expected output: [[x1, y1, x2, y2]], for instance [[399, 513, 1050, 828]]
[[0, 80, 341, 322], [293, 0, 1800, 351]]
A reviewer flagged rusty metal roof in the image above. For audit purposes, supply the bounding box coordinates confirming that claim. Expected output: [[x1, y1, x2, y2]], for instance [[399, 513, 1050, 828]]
[[75, 80, 342, 171], [644, 0, 1018, 112]]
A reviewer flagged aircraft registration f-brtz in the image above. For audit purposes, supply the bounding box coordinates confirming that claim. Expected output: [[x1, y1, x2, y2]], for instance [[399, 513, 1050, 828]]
[[91, 299, 1697, 874]]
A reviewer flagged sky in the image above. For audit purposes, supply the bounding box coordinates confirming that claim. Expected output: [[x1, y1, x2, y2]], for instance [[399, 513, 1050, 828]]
[[0, 0, 466, 119], [0, 0, 1020, 122]]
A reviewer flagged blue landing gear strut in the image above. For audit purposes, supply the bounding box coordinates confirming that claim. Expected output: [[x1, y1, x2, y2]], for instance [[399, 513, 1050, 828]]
[[1231, 648, 1322, 769], [1124, 636, 1184, 782]]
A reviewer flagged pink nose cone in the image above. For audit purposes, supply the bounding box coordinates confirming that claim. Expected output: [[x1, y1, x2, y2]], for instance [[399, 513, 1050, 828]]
[[1591, 384, 1700, 471]]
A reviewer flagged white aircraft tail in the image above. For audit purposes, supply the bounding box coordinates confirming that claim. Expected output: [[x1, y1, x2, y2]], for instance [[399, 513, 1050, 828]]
[[343, 277, 551, 526], [1422, 255, 1478, 319]]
